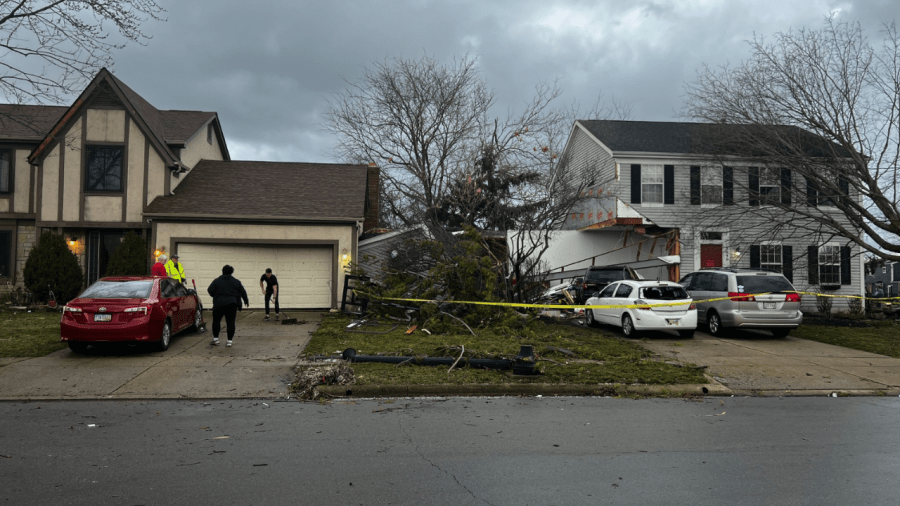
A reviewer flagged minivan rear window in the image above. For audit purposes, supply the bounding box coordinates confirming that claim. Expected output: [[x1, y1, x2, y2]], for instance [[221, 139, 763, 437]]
[[78, 280, 153, 299], [641, 286, 688, 300], [736, 275, 795, 294]]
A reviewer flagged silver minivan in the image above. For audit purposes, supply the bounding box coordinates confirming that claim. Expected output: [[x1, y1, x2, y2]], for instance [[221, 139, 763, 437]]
[[678, 268, 803, 337]]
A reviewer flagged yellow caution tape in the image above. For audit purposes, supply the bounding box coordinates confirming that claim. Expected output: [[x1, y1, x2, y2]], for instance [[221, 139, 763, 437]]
[[373, 291, 900, 311]]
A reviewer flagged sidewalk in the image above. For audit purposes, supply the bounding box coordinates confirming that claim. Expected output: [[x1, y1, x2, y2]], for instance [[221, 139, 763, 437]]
[[0, 311, 321, 400]]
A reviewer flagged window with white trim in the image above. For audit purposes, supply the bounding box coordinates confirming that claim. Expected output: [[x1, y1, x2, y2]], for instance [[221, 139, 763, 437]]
[[759, 167, 780, 205], [819, 244, 841, 285], [701, 166, 723, 205], [641, 164, 663, 204], [760, 244, 782, 273]]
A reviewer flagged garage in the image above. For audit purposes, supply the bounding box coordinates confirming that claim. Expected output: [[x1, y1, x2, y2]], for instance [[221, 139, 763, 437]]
[[177, 243, 334, 309]]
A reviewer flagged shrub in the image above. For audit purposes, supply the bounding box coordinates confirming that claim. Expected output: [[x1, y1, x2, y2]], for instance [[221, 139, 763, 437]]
[[105, 231, 148, 276], [847, 296, 863, 316], [23, 231, 84, 303], [815, 290, 833, 315]]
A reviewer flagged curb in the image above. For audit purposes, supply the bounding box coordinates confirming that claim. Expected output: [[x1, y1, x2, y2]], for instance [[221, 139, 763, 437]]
[[317, 381, 733, 398]]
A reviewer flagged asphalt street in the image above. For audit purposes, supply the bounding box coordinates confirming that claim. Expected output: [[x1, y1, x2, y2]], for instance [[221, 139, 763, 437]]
[[2, 396, 898, 505]]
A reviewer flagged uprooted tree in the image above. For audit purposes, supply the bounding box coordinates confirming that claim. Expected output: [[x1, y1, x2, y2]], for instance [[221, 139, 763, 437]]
[[682, 16, 900, 261], [327, 54, 628, 306]]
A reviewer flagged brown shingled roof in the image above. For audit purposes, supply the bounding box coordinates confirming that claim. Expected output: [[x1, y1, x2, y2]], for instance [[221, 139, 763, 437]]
[[145, 160, 370, 220], [0, 104, 67, 141]]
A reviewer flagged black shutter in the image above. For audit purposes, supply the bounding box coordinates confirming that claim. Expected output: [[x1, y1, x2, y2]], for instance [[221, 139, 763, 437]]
[[783, 246, 793, 283], [839, 175, 849, 205], [841, 246, 851, 285], [780, 168, 792, 206], [749, 245, 760, 269], [806, 178, 818, 207], [690, 166, 701, 205], [631, 164, 641, 204], [749, 167, 759, 206], [723, 166, 734, 205], [664, 165, 675, 204], [808, 246, 819, 285], [893, 263, 900, 282]]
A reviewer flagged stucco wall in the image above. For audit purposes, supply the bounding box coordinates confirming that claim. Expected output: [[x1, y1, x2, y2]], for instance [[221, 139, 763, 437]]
[[86, 109, 126, 143], [84, 196, 123, 221], [40, 145, 60, 221], [178, 123, 223, 171], [146, 148, 165, 207], [13, 148, 30, 213], [126, 119, 145, 221], [62, 118, 82, 222]]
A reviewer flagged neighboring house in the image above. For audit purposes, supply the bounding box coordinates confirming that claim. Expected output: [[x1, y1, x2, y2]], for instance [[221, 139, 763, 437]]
[[864, 259, 900, 298], [549, 119, 864, 312], [0, 69, 378, 309]]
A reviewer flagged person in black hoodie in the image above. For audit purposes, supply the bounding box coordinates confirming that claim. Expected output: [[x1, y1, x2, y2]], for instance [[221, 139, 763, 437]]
[[207, 264, 249, 347]]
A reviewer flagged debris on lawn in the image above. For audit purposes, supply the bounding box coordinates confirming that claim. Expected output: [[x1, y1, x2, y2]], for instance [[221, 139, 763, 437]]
[[291, 361, 355, 400], [332, 345, 539, 375]]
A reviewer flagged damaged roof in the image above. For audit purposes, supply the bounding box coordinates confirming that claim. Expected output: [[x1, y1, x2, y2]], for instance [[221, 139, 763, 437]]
[[144, 160, 370, 221]]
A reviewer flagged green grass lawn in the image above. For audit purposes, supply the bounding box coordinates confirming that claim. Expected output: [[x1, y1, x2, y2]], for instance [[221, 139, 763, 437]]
[[0, 309, 67, 358], [794, 320, 900, 358], [303, 312, 707, 387]]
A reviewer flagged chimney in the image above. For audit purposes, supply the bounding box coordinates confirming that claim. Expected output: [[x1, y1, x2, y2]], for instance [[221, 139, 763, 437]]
[[364, 165, 380, 232]]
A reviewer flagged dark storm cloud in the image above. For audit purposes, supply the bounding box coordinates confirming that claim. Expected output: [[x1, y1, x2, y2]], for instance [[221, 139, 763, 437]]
[[107, 0, 896, 163]]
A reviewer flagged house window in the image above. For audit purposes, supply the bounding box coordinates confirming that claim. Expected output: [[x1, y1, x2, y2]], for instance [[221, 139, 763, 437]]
[[759, 167, 780, 205], [883, 265, 887, 275], [641, 164, 664, 204], [819, 244, 841, 285], [85, 146, 124, 192], [0, 149, 10, 194], [0, 230, 11, 278], [760, 244, 782, 273], [701, 166, 723, 205]]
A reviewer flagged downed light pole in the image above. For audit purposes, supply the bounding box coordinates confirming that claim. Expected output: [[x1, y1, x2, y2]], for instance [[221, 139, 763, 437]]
[[320, 345, 539, 375]]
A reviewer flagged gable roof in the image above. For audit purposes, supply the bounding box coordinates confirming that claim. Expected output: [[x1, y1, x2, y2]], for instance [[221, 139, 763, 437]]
[[25, 68, 229, 164], [144, 160, 370, 221], [576, 120, 843, 157]]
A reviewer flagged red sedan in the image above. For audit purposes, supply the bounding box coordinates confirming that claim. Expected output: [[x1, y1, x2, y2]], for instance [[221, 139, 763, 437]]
[[61, 276, 203, 353]]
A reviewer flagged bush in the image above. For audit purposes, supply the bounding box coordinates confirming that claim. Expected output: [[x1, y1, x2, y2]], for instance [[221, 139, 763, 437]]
[[105, 230, 148, 276], [23, 231, 84, 304]]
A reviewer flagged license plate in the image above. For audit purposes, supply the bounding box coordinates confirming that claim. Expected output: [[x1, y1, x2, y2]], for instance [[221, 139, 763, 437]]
[[94, 314, 111, 322], [764, 302, 776, 310], [666, 318, 680, 326]]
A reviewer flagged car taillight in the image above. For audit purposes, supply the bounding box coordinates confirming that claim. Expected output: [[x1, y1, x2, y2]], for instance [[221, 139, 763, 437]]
[[785, 293, 801, 303], [124, 306, 149, 315], [689, 303, 696, 310], [634, 299, 651, 310], [728, 292, 755, 302], [582, 283, 588, 290], [63, 306, 82, 312]]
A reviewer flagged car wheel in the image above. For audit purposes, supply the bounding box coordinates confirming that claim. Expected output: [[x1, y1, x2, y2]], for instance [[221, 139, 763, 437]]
[[678, 330, 695, 338], [771, 328, 790, 338], [157, 321, 171, 351], [707, 311, 725, 337], [621, 314, 638, 338], [68, 341, 89, 354], [585, 309, 599, 328], [191, 308, 203, 332]]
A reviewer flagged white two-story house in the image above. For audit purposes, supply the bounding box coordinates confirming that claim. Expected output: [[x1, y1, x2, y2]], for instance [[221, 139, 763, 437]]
[[549, 119, 864, 312]]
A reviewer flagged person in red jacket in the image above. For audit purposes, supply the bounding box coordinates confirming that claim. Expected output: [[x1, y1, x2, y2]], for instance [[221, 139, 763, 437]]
[[151, 254, 168, 276]]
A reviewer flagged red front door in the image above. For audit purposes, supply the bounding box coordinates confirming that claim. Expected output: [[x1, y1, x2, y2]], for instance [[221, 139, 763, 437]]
[[700, 244, 723, 268]]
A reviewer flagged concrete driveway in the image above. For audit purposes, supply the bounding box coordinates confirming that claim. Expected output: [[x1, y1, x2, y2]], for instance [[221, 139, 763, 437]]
[[0, 310, 322, 400], [637, 327, 900, 396]]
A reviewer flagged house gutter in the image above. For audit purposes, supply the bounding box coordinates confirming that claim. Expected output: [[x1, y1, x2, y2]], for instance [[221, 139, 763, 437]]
[[142, 212, 364, 222]]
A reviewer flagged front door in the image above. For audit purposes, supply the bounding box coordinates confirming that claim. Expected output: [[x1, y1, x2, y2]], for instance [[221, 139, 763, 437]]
[[700, 244, 723, 268], [86, 229, 125, 285]]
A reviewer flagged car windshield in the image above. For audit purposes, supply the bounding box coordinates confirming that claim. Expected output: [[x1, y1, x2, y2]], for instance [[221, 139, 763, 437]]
[[587, 269, 628, 282], [640, 286, 688, 300], [735, 275, 795, 294], [78, 280, 153, 299]]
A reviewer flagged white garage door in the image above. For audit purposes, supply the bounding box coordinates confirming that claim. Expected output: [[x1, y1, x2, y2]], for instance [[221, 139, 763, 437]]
[[177, 244, 333, 309]]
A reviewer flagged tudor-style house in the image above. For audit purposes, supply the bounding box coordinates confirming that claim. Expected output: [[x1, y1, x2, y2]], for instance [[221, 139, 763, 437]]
[[1, 69, 378, 309], [551, 119, 864, 312]]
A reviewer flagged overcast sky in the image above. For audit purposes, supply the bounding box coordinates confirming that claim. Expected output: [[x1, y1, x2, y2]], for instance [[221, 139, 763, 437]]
[[108, 0, 897, 163]]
